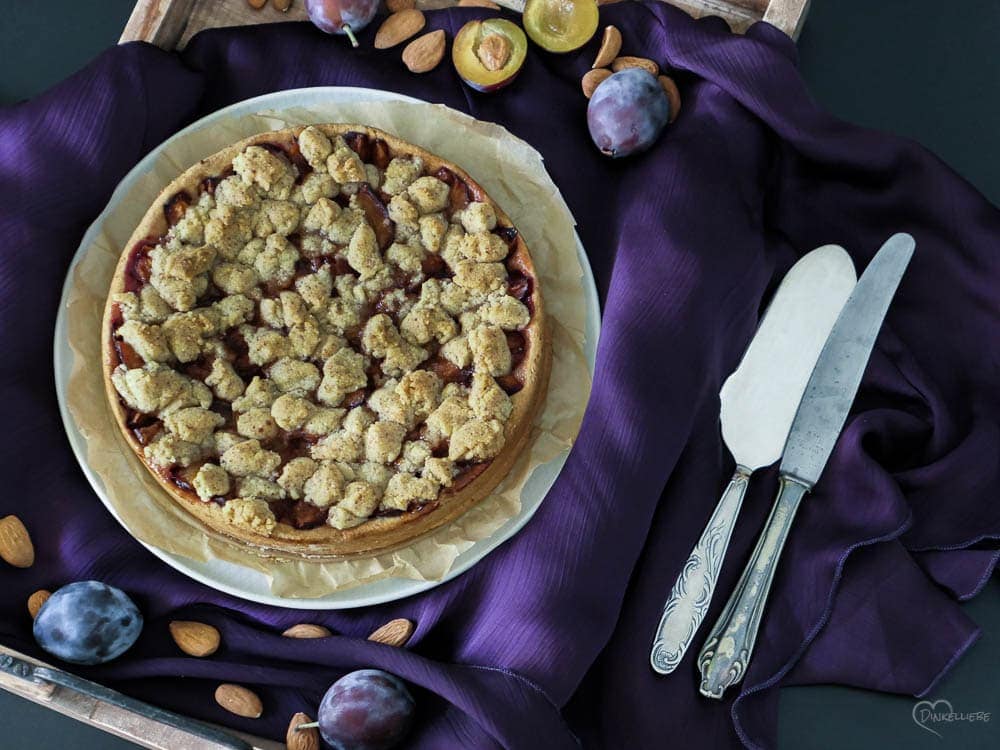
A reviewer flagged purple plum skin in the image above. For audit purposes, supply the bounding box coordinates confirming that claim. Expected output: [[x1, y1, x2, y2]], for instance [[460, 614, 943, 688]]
[[305, 0, 379, 35], [318, 669, 415, 750], [33, 581, 143, 666], [587, 68, 672, 158]]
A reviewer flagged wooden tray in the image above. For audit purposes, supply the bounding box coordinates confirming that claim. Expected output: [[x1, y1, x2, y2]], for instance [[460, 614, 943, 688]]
[[121, 0, 810, 50]]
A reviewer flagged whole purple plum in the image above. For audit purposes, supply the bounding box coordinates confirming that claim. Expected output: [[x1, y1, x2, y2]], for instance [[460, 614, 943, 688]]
[[587, 67, 671, 158], [305, 0, 379, 47], [317, 669, 415, 750]]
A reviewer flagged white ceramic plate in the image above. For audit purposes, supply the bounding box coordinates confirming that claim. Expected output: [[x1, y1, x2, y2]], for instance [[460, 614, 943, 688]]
[[53, 87, 601, 609]]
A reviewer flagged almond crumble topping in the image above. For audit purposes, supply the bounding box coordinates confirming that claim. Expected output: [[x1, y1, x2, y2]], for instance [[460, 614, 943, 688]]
[[110, 127, 535, 537]]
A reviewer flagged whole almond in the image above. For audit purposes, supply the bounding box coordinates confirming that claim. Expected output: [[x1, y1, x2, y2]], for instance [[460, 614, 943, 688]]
[[272, 0, 293, 11], [374, 9, 426, 49], [403, 30, 447, 74], [215, 684, 263, 719], [386, 0, 416, 11], [247, 0, 268, 9], [582, 68, 613, 99], [611, 56, 659, 76], [592, 26, 622, 69], [367, 618, 415, 647], [282, 623, 333, 639], [169, 620, 221, 657], [27, 590, 51, 619], [458, 0, 501, 8], [0, 515, 34, 568], [658, 75, 682, 122], [287, 712, 320, 750]]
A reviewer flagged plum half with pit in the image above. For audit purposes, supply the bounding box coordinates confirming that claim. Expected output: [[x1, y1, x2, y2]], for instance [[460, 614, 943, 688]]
[[316, 669, 415, 750], [523, 0, 599, 53], [33, 581, 143, 666], [453, 19, 528, 93], [587, 68, 672, 158], [306, 0, 379, 47]]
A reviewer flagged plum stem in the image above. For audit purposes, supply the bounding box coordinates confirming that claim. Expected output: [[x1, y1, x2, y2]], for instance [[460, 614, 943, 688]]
[[342, 24, 360, 48], [296, 722, 320, 730]]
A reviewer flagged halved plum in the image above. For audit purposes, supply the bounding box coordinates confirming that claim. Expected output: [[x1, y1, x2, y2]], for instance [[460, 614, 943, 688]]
[[453, 19, 528, 93], [523, 0, 599, 54]]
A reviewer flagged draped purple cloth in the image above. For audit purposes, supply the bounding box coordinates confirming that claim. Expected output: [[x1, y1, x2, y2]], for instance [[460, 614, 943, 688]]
[[1, 4, 997, 748]]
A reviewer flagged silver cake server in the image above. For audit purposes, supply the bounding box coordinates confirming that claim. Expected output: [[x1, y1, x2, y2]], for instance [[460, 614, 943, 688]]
[[650, 245, 857, 674], [697, 233, 915, 699]]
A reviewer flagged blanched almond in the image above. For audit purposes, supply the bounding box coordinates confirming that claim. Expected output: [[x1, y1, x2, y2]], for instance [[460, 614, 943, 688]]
[[582, 68, 613, 99], [169, 620, 221, 657], [215, 684, 263, 718], [367, 618, 415, 647], [287, 712, 320, 750], [374, 9, 426, 49], [27, 590, 50, 619], [387, 0, 416, 11], [403, 30, 447, 74], [0, 515, 34, 568], [282, 623, 333, 639], [592, 26, 622, 69], [611, 56, 659, 76], [658, 75, 682, 122], [247, 0, 267, 9]]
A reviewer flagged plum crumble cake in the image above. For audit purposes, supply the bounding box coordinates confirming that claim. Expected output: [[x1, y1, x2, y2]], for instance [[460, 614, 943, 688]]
[[102, 124, 550, 557]]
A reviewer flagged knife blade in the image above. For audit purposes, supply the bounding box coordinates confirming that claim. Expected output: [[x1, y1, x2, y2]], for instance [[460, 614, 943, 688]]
[[650, 245, 856, 675], [697, 233, 915, 698]]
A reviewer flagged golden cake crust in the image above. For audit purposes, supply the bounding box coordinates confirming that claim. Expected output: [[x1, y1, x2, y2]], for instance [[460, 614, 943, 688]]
[[101, 124, 550, 558]]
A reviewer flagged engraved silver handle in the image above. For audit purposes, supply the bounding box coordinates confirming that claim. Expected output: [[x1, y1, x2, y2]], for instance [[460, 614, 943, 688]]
[[650, 467, 751, 674], [696, 474, 810, 699]]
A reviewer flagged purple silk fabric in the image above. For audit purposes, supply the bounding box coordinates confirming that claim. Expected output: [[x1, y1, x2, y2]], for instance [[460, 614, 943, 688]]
[[1, 4, 997, 748]]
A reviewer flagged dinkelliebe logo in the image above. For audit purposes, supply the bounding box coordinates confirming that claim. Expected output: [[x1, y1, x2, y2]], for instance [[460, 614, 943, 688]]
[[911, 698, 991, 738]]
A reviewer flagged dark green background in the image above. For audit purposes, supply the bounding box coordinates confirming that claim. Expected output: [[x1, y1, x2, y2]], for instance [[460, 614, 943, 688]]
[[1, 1, 997, 748]]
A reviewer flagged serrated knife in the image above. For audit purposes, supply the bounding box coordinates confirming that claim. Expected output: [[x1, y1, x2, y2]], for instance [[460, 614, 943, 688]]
[[696, 233, 915, 699], [650, 245, 857, 675]]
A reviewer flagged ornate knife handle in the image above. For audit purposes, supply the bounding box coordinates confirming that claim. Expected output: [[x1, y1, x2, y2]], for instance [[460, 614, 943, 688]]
[[696, 475, 810, 699], [650, 467, 751, 674]]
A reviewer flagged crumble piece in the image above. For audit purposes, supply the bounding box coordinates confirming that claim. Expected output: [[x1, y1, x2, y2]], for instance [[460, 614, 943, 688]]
[[424, 395, 474, 442], [317, 347, 368, 406], [269, 357, 321, 394], [298, 126, 333, 171], [237, 476, 286, 501], [311, 430, 364, 462], [327, 506, 367, 530], [407, 176, 450, 214], [222, 497, 277, 536], [236, 407, 279, 440], [400, 303, 458, 346], [303, 407, 345, 436], [232, 376, 279, 412], [261, 199, 301, 236], [449, 418, 505, 462], [220, 439, 282, 478], [243, 326, 292, 366], [111, 363, 212, 416], [440, 335, 471, 368], [423, 456, 454, 487], [365, 421, 406, 464], [398, 440, 432, 475], [453, 260, 507, 295], [214, 176, 258, 209], [271, 394, 313, 431], [212, 294, 255, 330], [385, 240, 424, 276], [254, 234, 298, 285], [479, 293, 530, 330], [418, 214, 448, 253], [396, 370, 442, 422], [345, 223, 383, 279], [232, 145, 295, 200], [299, 171, 338, 204], [143, 432, 202, 469], [459, 231, 508, 263], [303, 197, 341, 234], [339, 481, 380, 517], [117, 320, 172, 363], [113, 286, 172, 324], [304, 462, 345, 508], [212, 262, 258, 296], [381, 473, 438, 512], [193, 463, 230, 501], [163, 406, 225, 444], [382, 156, 424, 196], [205, 358, 245, 401], [278, 457, 318, 499], [468, 324, 512, 376], [459, 202, 497, 234], [327, 137, 367, 183], [469, 371, 512, 421]]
